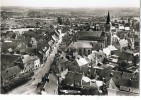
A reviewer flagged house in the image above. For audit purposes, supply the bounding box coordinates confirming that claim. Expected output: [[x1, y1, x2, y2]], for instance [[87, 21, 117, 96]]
[[118, 25, 125, 31], [119, 38, 129, 51], [62, 71, 101, 95], [117, 31, 129, 39], [53, 52, 69, 73], [134, 38, 139, 51], [76, 30, 108, 48], [86, 52, 97, 65], [1, 54, 23, 85], [118, 51, 134, 63], [68, 41, 93, 56], [23, 48, 36, 56], [109, 70, 139, 94], [33, 56, 41, 70], [1, 54, 22, 71], [76, 57, 89, 67], [76, 31, 103, 39], [119, 79, 139, 94], [63, 71, 83, 87], [19, 54, 36, 73], [82, 77, 102, 95], [48, 39, 54, 47], [52, 34, 59, 43], [37, 39, 50, 60], [125, 27, 130, 31]]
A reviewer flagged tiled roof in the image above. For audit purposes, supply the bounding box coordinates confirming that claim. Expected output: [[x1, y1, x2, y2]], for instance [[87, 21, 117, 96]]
[[59, 54, 68, 64], [68, 41, 93, 49], [52, 34, 59, 42], [22, 54, 32, 63], [1, 54, 22, 71], [68, 66, 80, 72], [76, 58, 89, 67], [119, 52, 134, 61], [119, 78, 139, 88], [64, 71, 83, 87], [114, 50, 134, 62], [24, 48, 36, 55], [77, 31, 102, 37]]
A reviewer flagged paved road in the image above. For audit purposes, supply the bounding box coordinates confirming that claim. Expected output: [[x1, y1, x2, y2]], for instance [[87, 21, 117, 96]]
[[8, 34, 62, 95]]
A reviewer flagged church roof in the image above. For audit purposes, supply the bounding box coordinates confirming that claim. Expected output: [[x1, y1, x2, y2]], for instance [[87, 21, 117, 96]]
[[106, 11, 110, 25], [68, 41, 93, 49]]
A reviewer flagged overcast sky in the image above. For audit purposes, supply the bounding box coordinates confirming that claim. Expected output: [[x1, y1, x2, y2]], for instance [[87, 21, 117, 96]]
[[1, 0, 140, 8]]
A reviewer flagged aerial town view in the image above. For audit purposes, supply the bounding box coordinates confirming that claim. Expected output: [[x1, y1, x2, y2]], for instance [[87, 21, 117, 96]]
[[0, 0, 140, 96]]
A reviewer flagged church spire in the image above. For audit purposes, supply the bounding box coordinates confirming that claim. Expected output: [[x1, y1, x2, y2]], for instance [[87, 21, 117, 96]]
[[106, 11, 110, 24]]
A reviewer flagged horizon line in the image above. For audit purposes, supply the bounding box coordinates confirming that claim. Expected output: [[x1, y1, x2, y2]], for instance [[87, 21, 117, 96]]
[[1, 5, 140, 9]]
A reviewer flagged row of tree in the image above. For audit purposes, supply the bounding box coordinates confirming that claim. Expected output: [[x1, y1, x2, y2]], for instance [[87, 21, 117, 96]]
[[1, 72, 34, 94]]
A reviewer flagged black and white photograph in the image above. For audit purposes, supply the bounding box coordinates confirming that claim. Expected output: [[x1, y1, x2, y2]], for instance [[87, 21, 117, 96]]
[[0, 0, 140, 96]]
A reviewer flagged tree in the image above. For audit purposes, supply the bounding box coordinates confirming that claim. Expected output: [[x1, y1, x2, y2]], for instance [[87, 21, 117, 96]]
[[64, 18, 70, 25], [122, 20, 125, 25], [36, 22, 40, 28], [57, 17, 63, 25], [118, 60, 128, 72], [11, 33, 16, 39]]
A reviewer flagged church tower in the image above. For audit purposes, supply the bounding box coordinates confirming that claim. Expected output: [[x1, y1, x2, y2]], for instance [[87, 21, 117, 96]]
[[105, 11, 111, 32], [105, 11, 112, 45], [106, 11, 110, 24]]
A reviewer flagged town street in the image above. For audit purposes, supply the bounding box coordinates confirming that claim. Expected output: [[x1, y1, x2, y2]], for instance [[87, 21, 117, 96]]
[[7, 34, 62, 95]]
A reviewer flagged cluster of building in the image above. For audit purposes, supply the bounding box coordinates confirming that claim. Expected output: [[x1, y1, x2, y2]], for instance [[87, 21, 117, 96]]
[[1, 23, 61, 93], [1, 17, 57, 31], [51, 12, 139, 95], [0, 9, 139, 95]]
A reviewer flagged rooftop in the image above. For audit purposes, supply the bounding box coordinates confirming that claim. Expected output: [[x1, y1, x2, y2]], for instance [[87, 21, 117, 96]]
[[68, 41, 92, 49], [77, 31, 102, 37], [1, 54, 21, 71], [64, 71, 83, 87]]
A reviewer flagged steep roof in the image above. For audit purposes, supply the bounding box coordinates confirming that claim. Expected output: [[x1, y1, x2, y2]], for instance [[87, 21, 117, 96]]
[[119, 78, 139, 88], [76, 57, 89, 67], [106, 11, 110, 24], [77, 31, 102, 37], [119, 52, 134, 61], [68, 41, 92, 49], [1, 54, 22, 71], [64, 71, 83, 87], [87, 53, 96, 62], [22, 54, 32, 63]]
